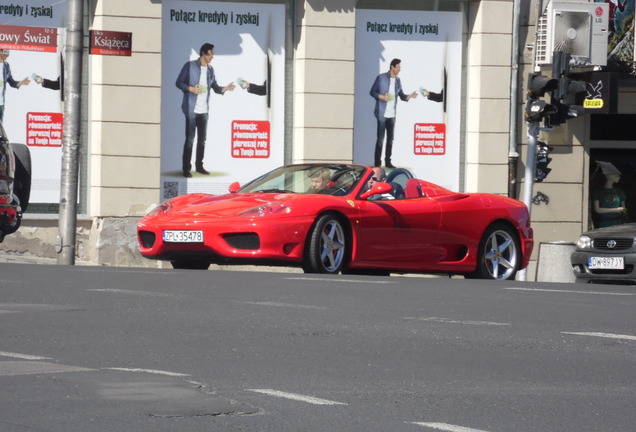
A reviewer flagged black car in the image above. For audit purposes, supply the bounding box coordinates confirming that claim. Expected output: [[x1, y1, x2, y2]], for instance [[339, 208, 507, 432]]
[[571, 223, 636, 284], [0, 121, 31, 242]]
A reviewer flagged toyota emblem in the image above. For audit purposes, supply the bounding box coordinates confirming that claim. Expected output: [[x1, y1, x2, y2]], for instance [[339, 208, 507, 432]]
[[607, 240, 617, 248]]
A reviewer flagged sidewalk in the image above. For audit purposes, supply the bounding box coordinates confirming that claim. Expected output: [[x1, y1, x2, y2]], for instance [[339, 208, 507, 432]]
[[0, 251, 299, 272], [0, 252, 98, 266]]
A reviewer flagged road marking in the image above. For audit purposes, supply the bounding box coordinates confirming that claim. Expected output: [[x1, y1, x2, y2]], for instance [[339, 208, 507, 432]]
[[247, 389, 347, 405], [404, 317, 510, 326], [0, 351, 52, 360], [408, 422, 491, 432], [104, 367, 191, 377], [562, 332, 636, 341], [74, 268, 178, 275], [505, 287, 635, 296], [243, 301, 325, 310], [285, 277, 397, 284], [87, 289, 178, 298], [0, 361, 94, 377]]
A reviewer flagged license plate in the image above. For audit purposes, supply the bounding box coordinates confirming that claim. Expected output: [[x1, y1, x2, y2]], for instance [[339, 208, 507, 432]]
[[588, 256, 624, 270], [163, 230, 204, 243]]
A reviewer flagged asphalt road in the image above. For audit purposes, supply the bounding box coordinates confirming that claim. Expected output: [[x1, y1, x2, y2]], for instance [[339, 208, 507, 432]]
[[0, 263, 634, 432]]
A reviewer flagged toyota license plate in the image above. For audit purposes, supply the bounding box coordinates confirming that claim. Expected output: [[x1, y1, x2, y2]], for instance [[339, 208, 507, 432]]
[[163, 230, 204, 243], [588, 256, 624, 270]]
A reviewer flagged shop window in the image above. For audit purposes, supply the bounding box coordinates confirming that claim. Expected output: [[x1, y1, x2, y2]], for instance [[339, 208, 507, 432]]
[[590, 114, 636, 140], [589, 149, 636, 229]]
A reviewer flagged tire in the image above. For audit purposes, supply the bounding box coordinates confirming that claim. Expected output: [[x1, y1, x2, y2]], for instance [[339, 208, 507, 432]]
[[0, 213, 21, 236], [170, 260, 210, 270], [470, 222, 521, 280], [341, 269, 391, 277], [10, 143, 31, 212], [303, 213, 348, 274]]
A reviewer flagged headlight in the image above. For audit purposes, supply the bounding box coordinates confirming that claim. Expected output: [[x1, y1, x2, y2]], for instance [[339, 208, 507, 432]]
[[146, 201, 174, 217], [239, 202, 292, 217], [576, 235, 592, 249]]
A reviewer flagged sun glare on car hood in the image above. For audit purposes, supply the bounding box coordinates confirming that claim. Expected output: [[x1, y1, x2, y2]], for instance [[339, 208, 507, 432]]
[[170, 193, 300, 218]]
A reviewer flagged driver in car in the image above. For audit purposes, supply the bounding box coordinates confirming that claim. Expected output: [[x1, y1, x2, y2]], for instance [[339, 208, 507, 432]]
[[366, 167, 395, 200]]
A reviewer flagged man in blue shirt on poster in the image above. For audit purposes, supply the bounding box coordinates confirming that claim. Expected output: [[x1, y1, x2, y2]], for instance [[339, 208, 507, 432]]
[[369, 58, 417, 168], [176, 43, 235, 178], [0, 49, 30, 122]]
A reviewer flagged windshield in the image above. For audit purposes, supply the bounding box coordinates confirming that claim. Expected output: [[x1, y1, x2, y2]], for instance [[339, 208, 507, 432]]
[[239, 164, 368, 196]]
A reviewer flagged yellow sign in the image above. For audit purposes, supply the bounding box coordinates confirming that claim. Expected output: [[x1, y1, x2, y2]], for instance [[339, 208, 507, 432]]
[[584, 99, 604, 109]]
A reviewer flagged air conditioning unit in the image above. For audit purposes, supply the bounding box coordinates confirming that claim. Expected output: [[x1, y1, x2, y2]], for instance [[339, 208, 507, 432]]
[[535, 1, 609, 67]]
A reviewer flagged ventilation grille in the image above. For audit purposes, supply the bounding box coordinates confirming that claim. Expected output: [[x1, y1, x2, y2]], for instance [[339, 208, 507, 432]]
[[535, 14, 549, 66], [553, 11, 592, 57]]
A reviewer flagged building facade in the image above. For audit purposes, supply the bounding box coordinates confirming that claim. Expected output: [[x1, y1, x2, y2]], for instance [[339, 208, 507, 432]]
[[1, 0, 632, 280]]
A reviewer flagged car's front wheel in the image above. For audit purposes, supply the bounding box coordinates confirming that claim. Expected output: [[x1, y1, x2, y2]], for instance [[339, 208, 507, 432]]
[[470, 222, 520, 280], [303, 213, 347, 274], [170, 260, 210, 270]]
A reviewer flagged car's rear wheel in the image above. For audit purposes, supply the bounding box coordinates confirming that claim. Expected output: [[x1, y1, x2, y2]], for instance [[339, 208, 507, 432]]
[[303, 213, 347, 274], [470, 222, 520, 280], [170, 260, 210, 270]]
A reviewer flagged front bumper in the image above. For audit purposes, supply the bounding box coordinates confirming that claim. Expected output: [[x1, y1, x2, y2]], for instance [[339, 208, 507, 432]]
[[137, 216, 314, 264], [571, 250, 636, 283]]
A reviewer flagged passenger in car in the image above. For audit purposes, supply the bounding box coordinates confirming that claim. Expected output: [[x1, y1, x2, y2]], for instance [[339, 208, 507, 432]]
[[307, 168, 331, 193]]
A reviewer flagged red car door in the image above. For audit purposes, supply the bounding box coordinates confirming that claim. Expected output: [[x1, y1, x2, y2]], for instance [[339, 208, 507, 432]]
[[353, 196, 442, 269]]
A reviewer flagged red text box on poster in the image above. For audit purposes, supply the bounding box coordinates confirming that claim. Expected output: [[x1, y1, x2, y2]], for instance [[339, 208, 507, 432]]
[[414, 123, 446, 156], [26, 112, 63, 147], [231, 120, 270, 158], [0, 25, 57, 53]]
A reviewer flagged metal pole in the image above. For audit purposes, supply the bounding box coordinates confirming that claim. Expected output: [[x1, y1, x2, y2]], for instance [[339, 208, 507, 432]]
[[508, 0, 522, 199], [56, 0, 83, 265], [517, 0, 548, 281], [517, 120, 539, 281], [522, 121, 539, 220]]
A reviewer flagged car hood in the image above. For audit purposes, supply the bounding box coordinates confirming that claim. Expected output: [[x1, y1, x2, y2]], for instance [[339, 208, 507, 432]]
[[165, 192, 340, 219], [584, 222, 636, 237]]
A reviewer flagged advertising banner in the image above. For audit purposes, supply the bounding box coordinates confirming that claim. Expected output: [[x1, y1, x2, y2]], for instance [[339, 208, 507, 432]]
[[0, 24, 57, 52], [353, 9, 463, 191], [595, 0, 635, 62], [0, 0, 67, 206], [161, 0, 285, 199]]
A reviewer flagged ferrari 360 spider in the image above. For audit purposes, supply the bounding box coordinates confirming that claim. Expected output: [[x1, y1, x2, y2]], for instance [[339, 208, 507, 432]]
[[138, 164, 533, 280]]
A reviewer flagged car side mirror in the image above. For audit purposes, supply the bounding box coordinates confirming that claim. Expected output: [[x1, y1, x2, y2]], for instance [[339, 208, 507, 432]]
[[360, 182, 393, 200], [228, 182, 241, 193]]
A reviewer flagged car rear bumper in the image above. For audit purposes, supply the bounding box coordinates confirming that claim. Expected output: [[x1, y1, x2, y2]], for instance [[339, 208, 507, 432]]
[[519, 226, 534, 270], [0, 204, 21, 240]]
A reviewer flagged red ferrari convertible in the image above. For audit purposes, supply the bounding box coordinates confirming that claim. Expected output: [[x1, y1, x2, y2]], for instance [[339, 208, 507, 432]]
[[138, 164, 533, 280]]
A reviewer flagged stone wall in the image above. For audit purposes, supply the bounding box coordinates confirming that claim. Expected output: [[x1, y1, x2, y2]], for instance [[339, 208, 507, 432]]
[[0, 216, 162, 268]]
